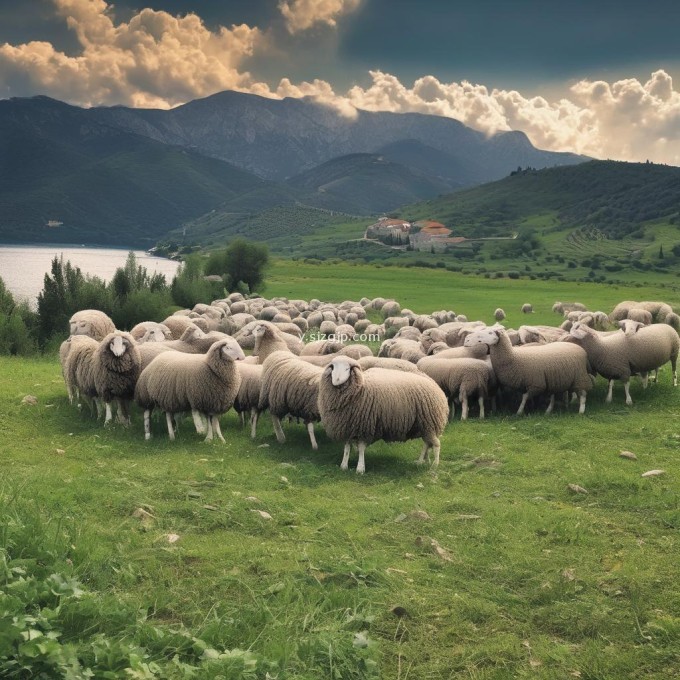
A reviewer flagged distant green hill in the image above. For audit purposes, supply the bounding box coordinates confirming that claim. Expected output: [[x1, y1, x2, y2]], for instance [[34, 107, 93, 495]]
[[402, 160, 680, 239], [0, 97, 265, 246], [287, 153, 452, 214]]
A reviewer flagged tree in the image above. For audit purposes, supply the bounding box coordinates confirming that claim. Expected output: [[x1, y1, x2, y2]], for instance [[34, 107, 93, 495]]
[[205, 240, 270, 293]]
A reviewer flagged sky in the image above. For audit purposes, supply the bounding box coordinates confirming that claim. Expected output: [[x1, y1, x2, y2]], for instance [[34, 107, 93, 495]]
[[1, 0, 680, 165]]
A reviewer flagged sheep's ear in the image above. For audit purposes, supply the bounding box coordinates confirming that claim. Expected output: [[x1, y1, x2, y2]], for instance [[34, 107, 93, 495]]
[[322, 364, 333, 378]]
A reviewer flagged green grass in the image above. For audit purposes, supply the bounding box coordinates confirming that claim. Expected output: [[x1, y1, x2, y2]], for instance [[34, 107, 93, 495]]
[[4, 271, 680, 677], [3, 351, 680, 678]]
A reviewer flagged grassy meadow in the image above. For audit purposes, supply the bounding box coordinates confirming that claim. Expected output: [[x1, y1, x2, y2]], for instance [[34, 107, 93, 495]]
[[3, 266, 680, 678]]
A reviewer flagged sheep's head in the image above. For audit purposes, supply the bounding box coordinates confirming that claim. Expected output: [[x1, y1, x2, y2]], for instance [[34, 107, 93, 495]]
[[252, 323, 271, 339], [569, 322, 590, 340], [180, 325, 205, 342], [325, 357, 358, 387], [108, 332, 133, 357], [142, 325, 171, 343], [619, 319, 644, 336], [464, 327, 501, 347], [70, 318, 92, 336], [219, 338, 246, 362]]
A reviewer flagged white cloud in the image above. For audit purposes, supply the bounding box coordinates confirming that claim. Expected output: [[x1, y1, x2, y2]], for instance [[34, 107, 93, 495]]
[[0, 0, 265, 108], [278, 0, 362, 34], [0, 1, 679, 165]]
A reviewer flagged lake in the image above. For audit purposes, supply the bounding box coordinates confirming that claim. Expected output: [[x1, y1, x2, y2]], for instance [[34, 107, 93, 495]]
[[0, 245, 180, 307]]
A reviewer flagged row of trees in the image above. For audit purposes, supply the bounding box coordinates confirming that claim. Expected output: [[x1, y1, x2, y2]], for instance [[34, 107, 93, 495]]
[[0, 239, 269, 356]]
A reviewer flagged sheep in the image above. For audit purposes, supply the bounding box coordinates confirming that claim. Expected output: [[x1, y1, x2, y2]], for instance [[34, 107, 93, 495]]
[[162, 315, 199, 340], [518, 325, 568, 345], [301, 339, 345, 356], [494, 308, 506, 321], [338, 344, 373, 360], [610, 300, 674, 324], [257, 351, 324, 449], [135, 338, 245, 442], [665, 312, 680, 332], [129, 321, 166, 342], [413, 315, 438, 331], [464, 327, 592, 415], [381, 300, 401, 318], [394, 326, 421, 341], [69, 310, 116, 341], [92, 331, 141, 426], [234, 362, 263, 438], [252, 322, 303, 362], [60, 335, 97, 405], [426, 344, 489, 360], [552, 302, 587, 315], [317, 357, 449, 474], [357, 356, 422, 374], [68, 336, 103, 417], [417, 357, 496, 421], [570, 320, 680, 406], [626, 308, 653, 325], [521, 303, 533, 314]]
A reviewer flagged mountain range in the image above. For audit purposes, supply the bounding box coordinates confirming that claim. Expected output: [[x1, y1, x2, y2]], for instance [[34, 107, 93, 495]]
[[0, 91, 587, 245]]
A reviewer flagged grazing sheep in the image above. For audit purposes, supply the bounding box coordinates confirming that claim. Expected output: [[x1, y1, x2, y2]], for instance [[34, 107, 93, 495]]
[[610, 300, 674, 324], [69, 310, 116, 341], [618, 320, 679, 388], [69, 336, 102, 417], [552, 302, 587, 315], [318, 357, 449, 473], [494, 308, 506, 322], [665, 312, 680, 332], [464, 327, 592, 415], [234, 362, 263, 438], [135, 338, 245, 442], [626, 308, 653, 325], [60, 335, 97, 405], [301, 339, 345, 356], [417, 357, 496, 420], [521, 303, 533, 314], [381, 300, 401, 318], [257, 351, 324, 449], [394, 326, 422, 341], [413, 315, 438, 331], [92, 331, 141, 426], [338, 344, 373, 359], [425, 344, 489, 360], [518, 325, 568, 345]]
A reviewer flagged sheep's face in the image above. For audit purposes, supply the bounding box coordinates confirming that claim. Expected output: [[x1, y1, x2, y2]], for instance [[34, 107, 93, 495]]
[[109, 334, 131, 357], [252, 324, 269, 338], [143, 327, 169, 343], [70, 319, 92, 336], [619, 319, 644, 336], [329, 358, 352, 386], [221, 340, 246, 362], [569, 323, 589, 340], [464, 329, 499, 347]]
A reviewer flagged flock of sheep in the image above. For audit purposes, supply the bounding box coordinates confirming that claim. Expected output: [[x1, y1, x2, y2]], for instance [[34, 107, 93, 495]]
[[59, 295, 679, 473]]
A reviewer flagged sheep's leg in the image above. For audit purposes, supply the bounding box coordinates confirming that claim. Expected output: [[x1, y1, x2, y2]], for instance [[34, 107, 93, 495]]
[[673, 363, 678, 387], [144, 409, 152, 441], [448, 399, 455, 422], [272, 415, 286, 443], [461, 394, 469, 421], [211, 416, 226, 444], [563, 391, 570, 407], [238, 411, 245, 427], [104, 401, 113, 426], [578, 390, 587, 415], [166, 412, 176, 441], [653, 368, 659, 384], [478, 396, 485, 419], [605, 379, 614, 403], [624, 380, 633, 406], [204, 415, 214, 442], [491, 396, 497, 413], [341, 442, 351, 471], [307, 422, 318, 450], [250, 409, 258, 439], [545, 394, 555, 415], [356, 441, 366, 474], [641, 372, 649, 389], [430, 437, 441, 467], [116, 399, 130, 427], [192, 409, 207, 435], [416, 441, 430, 465], [516, 392, 530, 416]]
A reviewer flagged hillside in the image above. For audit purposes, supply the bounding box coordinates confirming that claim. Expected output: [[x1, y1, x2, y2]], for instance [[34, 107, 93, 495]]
[[287, 153, 452, 214], [0, 97, 265, 246], [403, 160, 680, 239]]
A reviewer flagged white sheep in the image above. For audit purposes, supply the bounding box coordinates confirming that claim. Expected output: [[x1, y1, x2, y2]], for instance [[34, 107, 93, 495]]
[[134, 338, 245, 442], [257, 351, 324, 449], [317, 357, 449, 474], [417, 357, 497, 420], [69, 310, 115, 341], [464, 326, 592, 415]]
